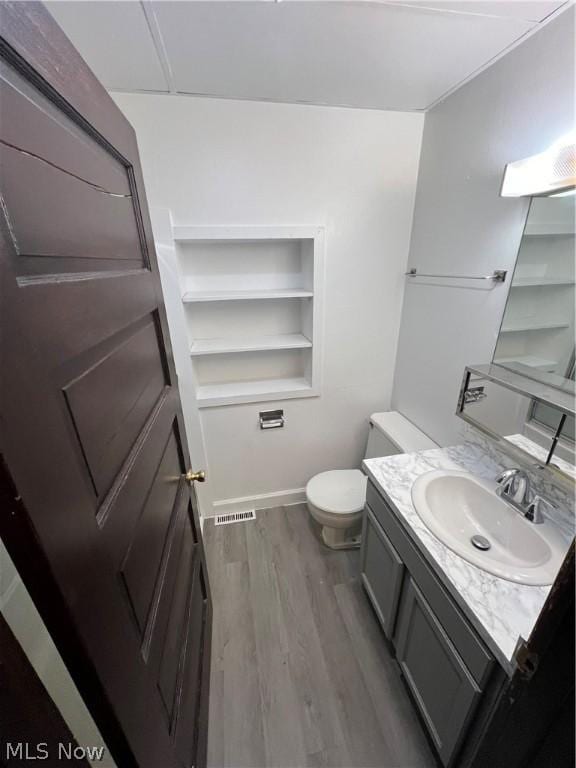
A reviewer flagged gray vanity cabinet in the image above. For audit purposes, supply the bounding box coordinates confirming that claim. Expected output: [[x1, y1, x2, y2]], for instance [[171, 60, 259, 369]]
[[395, 577, 481, 765], [360, 507, 404, 640], [361, 480, 496, 767]]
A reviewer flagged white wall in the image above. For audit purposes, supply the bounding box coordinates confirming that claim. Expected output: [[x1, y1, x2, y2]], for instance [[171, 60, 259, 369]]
[[392, 8, 575, 447], [113, 94, 423, 511]]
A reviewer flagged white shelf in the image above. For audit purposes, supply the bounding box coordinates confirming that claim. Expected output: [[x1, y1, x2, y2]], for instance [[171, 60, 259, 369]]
[[182, 288, 313, 303], [524, 232, 574, 238], [173, 225, 322, 242], [494, 355, 559, 371], [196, 377, 313, 407], [500, 321, 569, 333], [190, 333, 313, 356], [511, 278, 575, 288]]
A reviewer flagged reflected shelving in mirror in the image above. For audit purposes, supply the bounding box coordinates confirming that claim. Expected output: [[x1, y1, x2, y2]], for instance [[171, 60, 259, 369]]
[[494, 193, 575, 388]]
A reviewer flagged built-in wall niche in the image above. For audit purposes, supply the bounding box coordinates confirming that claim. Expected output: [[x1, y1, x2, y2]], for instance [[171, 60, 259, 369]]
[[173, 226, 324, 407]]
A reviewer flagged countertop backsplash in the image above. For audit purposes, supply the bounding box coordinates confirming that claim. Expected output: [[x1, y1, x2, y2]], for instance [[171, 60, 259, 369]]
[[460, 423, 575, 543]]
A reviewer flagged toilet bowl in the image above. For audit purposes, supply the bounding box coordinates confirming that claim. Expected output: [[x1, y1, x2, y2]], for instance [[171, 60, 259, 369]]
[[306, 469, 367, 549], [306, 411, 437, 550]]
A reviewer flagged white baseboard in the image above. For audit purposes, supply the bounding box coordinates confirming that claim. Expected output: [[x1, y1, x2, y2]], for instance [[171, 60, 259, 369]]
[[207, 487, 306, 517]]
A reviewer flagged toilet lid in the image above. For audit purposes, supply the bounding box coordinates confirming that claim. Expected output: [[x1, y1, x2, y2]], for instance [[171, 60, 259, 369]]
[[306, 470, 367, 515]]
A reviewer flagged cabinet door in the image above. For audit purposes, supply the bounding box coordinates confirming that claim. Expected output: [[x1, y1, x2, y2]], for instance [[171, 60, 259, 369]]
[[395, 577, 481, 766], [360, 506, 405, 640]]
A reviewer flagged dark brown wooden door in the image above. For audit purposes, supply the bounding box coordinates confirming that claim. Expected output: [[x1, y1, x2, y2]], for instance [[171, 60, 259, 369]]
[[0, 4, 211, 767]]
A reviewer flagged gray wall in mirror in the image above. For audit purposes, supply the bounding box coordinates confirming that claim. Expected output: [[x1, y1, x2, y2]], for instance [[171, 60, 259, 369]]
[[392, 7, 575, 447]]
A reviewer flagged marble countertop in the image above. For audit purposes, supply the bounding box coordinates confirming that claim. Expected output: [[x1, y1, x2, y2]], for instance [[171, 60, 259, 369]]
[[363, 442, 574, 672]]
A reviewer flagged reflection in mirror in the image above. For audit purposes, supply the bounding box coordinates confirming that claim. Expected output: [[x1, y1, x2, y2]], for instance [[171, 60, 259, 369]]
[[458, 364, 575, 483], [537, 358, 576, 473], [494, 195, 575, 387], [461, 374, 555, 458], [554, 409, 576, 468]]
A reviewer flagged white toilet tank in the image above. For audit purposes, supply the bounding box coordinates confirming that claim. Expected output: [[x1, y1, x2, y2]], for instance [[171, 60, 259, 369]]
[[365, 412, 437, 459]]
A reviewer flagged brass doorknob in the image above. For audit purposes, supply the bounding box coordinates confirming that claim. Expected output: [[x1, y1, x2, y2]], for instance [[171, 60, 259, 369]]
[[185, 469, 206, 484]]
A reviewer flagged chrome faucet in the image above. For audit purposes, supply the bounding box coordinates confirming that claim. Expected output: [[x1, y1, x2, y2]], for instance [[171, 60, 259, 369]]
[[495, 468, 554, 524], [495, 468, 530, 504]]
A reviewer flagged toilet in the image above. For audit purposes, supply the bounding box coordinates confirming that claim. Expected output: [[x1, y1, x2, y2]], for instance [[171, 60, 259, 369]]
[[306, 411, 438, 549]]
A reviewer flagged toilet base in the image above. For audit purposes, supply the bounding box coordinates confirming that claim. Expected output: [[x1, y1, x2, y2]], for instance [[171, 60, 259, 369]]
[[306, 499, 363, 551], [321, 525, 362, 551]]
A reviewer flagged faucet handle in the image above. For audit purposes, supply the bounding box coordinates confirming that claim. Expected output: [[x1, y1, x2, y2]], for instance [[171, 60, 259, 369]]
[[495, 468, 518, 485], [524, 495, 555, 525], [495, 468, 531, 504], [495, 468, 520, 495]]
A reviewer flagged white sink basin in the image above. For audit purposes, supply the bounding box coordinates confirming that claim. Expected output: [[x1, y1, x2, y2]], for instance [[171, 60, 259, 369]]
[[411, 470, 565, 586]]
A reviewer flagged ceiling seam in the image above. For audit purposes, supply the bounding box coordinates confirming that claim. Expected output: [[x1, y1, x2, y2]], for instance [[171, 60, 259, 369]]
[[423, 0, 572, 112], [372, 0, 557, 22], [108, 88, 427, 114], [538, 0, 574, 22], [140, 1, 175, 94]]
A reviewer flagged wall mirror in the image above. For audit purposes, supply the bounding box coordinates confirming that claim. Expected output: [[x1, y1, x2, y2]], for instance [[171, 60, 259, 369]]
[[489, 139, 575, 477], [458, 364, 575, 484]]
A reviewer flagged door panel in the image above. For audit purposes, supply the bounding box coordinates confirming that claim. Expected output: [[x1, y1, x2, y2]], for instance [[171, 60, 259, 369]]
[[0, 59, 129, 193], [120, 427, 184, 636], [1, 142, 144, 266], [158, 516, 197, 723], [62, 316, 167, 501], [0, 5, 211, 768], [0, 58, 144, 275], [146, 496, 195, 674], [174, 566, 208, 767]]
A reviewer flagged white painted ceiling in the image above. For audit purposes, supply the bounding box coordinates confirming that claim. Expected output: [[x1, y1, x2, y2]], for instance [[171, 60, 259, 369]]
[[46, 0, 569, 111]]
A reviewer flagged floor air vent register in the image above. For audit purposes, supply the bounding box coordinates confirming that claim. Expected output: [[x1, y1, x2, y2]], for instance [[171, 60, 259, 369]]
[[214, 510, 257, 526]]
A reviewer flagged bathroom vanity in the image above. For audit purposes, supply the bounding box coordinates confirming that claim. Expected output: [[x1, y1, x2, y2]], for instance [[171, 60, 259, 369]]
[[360, 432, 574, 767], [358, 210, 576, 762], [361, 477, 493, 766]]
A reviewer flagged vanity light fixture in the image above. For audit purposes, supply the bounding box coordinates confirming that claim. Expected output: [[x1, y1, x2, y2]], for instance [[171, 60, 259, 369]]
[[501, 132, 576, 198]]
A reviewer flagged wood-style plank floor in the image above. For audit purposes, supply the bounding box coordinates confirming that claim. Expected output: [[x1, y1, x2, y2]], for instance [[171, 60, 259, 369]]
[[203, 504, 436, 768]]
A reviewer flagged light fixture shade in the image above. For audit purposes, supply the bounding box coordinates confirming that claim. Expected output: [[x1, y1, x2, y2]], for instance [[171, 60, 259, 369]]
[[501, 134, 576, 198]]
